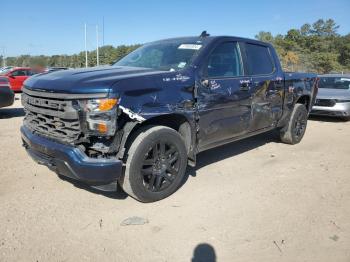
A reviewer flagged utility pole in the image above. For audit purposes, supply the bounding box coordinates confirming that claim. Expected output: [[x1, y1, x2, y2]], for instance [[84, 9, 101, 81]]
[[96, 25, 99, 66], [1, 47, 6, 67], [102, 17, 105, 64], [84, 23, 88, 68], [102, 17, 105, 47]]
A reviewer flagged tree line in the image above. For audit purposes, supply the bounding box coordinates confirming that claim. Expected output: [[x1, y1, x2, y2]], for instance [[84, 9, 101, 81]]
[[1, 18, 349, 74], [1, 44, 141, 69], [255, 19, 350, 73]]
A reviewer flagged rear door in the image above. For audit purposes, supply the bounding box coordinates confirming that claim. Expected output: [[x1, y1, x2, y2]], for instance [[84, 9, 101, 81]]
[[197, 40, 253, 150], [241, 43, 284, 131]]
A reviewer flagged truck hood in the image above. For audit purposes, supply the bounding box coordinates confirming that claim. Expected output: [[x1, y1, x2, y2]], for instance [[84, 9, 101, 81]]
[[24, 66, 165, 95], [317, 88, 350, 99]]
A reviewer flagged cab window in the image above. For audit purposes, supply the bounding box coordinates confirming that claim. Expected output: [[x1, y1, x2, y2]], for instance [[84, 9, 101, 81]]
[[11, 70, 27, 77], [245, 43, 275, 75], [207, 42, 243, 78]]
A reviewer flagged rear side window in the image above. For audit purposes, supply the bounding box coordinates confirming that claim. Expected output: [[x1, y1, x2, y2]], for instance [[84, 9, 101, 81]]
[[245, 43, 274, 75], [207, 42, 243, 78]]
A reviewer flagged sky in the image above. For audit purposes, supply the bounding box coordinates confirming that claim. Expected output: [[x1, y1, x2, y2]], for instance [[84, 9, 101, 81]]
[[1, 0, 349, 57]]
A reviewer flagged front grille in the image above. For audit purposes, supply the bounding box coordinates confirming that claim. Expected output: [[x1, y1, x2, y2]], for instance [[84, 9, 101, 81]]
[[22, 90, 81, 143], [315, 99, 336, 107]]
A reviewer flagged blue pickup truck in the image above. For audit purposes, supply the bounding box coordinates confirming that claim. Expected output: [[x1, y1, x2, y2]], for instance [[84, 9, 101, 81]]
[[21, 33, 318, 202]]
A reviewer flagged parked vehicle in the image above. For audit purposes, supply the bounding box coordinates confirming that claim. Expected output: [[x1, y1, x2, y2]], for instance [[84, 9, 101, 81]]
[[0, 67, 41, 92], [0, 77, 15, 108], [311, 74, 350, 120], [21, 34, 318, 202], [0, 66, 14, 74]]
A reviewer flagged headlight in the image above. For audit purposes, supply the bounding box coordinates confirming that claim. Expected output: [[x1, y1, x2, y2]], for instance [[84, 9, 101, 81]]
[[79, 98, 118, 136]]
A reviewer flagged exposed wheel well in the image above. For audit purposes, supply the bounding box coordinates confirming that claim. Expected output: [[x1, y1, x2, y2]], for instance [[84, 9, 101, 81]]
[[139, 114, 189, 131], [296, 95, 310, 111], [122, 114, 193, 160]]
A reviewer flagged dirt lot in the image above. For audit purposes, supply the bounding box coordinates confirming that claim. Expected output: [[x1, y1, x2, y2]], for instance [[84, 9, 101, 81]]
[[0, 95, 349, 262]]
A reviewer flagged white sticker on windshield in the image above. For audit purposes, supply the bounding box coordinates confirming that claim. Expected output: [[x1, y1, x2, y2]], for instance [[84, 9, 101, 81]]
[[340, 78, 350, 81], [178, 44, 202, 50]]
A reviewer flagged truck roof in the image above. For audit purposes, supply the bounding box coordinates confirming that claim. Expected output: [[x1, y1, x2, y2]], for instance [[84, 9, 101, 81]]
[[150, 35, 271, 46]]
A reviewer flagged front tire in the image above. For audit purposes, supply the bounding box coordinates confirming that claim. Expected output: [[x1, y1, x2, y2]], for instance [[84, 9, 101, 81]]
[[280, 104, 308, 144], [120, 126, 188, 202]]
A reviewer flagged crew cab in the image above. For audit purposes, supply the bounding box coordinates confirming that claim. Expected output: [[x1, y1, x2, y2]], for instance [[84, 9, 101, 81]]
[[0, 67, 40, 92], [21, 34, 318, 202]]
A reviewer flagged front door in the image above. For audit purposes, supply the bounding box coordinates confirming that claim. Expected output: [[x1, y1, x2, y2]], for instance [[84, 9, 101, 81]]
[[196, 41, 253, 150], [8, 69, 28, 91]]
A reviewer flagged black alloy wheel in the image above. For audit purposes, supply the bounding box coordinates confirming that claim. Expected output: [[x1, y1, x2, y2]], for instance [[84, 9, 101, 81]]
[[141, 140, 180, 192], [121, 126, 188, 202]]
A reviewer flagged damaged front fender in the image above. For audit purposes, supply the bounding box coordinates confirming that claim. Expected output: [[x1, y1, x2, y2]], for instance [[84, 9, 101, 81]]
[[111, 70, 198, 162], [119, 105, 146, 122]]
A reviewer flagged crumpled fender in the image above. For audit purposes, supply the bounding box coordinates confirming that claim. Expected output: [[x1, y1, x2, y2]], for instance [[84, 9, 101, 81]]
[[112, 69, 196, 121]]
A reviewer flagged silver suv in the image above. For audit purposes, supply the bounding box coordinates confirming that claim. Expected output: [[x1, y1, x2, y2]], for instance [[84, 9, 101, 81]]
[[311, 74, 350, 120]]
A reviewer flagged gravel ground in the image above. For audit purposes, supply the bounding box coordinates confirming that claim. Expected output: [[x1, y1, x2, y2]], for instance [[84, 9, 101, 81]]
[[0, 95, 349, 262]]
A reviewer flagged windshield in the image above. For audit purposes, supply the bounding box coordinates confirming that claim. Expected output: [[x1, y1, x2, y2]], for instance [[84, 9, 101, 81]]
[[319, 77, 350, 89], [113, 41, 203, 71]]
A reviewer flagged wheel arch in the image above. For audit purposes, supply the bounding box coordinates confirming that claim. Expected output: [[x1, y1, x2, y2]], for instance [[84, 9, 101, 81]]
[[119, 113, 196, 163], [296, 95, 311, 111]]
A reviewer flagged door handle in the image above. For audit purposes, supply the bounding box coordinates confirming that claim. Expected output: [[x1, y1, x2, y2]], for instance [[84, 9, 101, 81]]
[[240, 80, 251, 91]]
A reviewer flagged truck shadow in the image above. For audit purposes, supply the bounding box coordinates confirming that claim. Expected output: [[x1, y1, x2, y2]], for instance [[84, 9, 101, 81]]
[[0, 108, 25, 119], [58, 175, 128, 200], [184, 130, 279, 181]]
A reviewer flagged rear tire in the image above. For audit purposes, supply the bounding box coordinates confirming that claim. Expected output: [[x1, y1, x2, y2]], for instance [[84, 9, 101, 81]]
[[280, 104, 308, 145], [120, 126, 188, 202]]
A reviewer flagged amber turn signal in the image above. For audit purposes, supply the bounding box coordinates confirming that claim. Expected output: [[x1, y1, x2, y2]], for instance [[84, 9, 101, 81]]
[[98, 98, 118, 111], [98, 123, 108, 133]]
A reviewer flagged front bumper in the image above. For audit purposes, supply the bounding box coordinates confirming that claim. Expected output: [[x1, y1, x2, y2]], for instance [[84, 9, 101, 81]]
[[311, 102, 350, 117], [21, 126, 123, 185]]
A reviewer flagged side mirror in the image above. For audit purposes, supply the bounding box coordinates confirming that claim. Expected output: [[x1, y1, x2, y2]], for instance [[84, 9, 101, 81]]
[[8, 74, 15, 79]]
